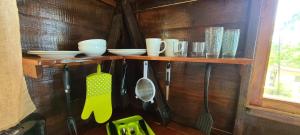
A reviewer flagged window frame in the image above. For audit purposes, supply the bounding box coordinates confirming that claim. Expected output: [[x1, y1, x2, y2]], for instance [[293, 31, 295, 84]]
[[248, 0, 300, 116]]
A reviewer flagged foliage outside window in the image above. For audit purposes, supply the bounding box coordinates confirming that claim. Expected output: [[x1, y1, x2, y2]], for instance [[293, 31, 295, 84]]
[[264, 0, 300, 103]]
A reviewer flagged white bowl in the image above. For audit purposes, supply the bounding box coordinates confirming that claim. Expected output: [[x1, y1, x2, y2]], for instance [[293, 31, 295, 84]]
[[78, 39, 107, 56]]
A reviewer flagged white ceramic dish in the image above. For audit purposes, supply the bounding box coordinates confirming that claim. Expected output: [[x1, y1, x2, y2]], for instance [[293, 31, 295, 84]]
[[107, 49, 146, 56], [28, 51, 82, 59], [78, 39, 107, 56]]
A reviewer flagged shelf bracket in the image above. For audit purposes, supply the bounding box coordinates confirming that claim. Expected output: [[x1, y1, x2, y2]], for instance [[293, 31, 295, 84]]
[[22, 57, 43, 78]]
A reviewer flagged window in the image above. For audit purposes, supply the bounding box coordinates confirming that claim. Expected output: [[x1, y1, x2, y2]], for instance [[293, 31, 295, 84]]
[[248, 0, 300, 117], [263, 0, 300, 104]]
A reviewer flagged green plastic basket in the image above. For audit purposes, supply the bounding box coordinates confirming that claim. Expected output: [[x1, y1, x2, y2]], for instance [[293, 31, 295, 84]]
[[106, 115, 155, 135]]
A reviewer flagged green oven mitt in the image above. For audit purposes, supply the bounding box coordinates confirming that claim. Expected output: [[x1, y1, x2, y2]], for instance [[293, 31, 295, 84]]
[[81, 64, 112, 123]]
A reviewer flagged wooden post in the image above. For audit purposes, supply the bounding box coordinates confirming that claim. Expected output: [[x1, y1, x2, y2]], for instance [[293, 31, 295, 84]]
[[107, 0, 123, 49], [233, 0, 263, 134], [121, 0, 145, 48]]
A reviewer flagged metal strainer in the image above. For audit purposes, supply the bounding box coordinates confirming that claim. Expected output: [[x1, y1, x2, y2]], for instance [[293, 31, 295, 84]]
[[135, 61, 156, 103]]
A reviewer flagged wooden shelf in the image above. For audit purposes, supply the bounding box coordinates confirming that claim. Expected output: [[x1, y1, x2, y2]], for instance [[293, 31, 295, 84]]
[[23, 56, 123, 67], [22, 56, 123, 78], [125, 56, 253, 65], [23, 55, 253, 78]]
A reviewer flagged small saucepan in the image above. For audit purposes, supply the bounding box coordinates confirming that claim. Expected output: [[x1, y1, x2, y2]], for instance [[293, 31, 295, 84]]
[[135, 61, 155, 103]]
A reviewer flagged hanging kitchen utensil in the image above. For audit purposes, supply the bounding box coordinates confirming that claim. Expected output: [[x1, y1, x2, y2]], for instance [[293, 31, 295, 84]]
[[165, 62, 171, 101], [63, 66, 78, 135], [120, 59, 129, 109], [195, 64, 213, 135], [81, 64, 112, 123], [120, 60, 128, 96], [135, 61, 156, 103]]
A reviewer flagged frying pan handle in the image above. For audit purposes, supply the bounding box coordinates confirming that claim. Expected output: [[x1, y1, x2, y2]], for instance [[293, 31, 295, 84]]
[[143, 61, 148, 78]]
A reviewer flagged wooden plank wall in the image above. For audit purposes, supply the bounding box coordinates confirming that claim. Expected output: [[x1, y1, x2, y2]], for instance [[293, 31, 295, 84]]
[[136, 0, 250, 134], [243, 114, 300, 135], [17, 0, 114, 134], [16, 0, 300, 135]]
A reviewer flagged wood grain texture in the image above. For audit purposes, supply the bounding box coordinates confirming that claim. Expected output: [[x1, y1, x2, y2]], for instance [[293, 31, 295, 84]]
[[261, 98, 300, 115], [152, 62, 241, 135], [248, 0, 278, 106], [233, 0, 264, 134], [137, 0, 249, 57], [18, 0, 113, 51], [18, 0, 114, 134], [136, 0, 250, 134], [22, 55, 252, 78], [136, 0, 198, 11], [23, 56, 123, 67], [246, 105, 300, 126], [23, 56, 42, 78], [99, 0, 116, 7], [125, 56, 253, 65], [243, 113, 300, 135], [122, 0, 146, 49]]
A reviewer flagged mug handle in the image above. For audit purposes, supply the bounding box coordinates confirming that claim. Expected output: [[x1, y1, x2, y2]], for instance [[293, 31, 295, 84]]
[[159, 40, 166, 54]]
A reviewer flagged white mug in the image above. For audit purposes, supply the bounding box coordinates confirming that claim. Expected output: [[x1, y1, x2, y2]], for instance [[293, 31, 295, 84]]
[[164, 39, 179, 57], [146, 38, 166, 56]]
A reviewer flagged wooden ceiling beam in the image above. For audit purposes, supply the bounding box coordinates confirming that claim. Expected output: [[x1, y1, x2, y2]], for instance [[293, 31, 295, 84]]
[[137, 0, 198, 11], [100, 0, 116, 7]]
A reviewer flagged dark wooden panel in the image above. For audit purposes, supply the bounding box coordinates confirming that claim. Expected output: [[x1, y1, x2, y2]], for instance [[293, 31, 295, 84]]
[[137, 0, 248, 29], [152, 63, 240, 133], [18, 0, 114, 134], [137, 1, 249, 57], [136, 0, 249, 134], [25, 66, 98, 135], [18, 0, 113, 52]]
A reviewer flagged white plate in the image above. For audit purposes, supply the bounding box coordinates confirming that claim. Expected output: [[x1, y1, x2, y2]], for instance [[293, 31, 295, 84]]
[[28, 51, 82, 59], [108, 49, 146, 56]]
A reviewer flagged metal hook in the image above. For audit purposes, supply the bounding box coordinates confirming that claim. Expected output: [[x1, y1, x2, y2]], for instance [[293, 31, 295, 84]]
[[167, 62, 171, 68], [108, 59, 117, 74]]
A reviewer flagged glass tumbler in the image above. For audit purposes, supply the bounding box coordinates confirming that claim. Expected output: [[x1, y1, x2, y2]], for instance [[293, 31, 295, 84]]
[[205, 27, 224, 58], [174, 41, 188, 57], [191, 42, 206, 57], [221, 29, 240, 58]]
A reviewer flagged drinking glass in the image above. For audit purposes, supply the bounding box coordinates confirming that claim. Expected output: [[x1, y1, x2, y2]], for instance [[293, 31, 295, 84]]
[[174, 41, 188, 57], [205, 27, 224, 58], [164, 39, 179, 57], [221, 29, 240, 58], [191, 42, 206, 57]]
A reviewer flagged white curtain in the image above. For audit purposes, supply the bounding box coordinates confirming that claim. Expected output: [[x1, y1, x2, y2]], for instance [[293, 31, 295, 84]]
[[0, 0, 36, 131]]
